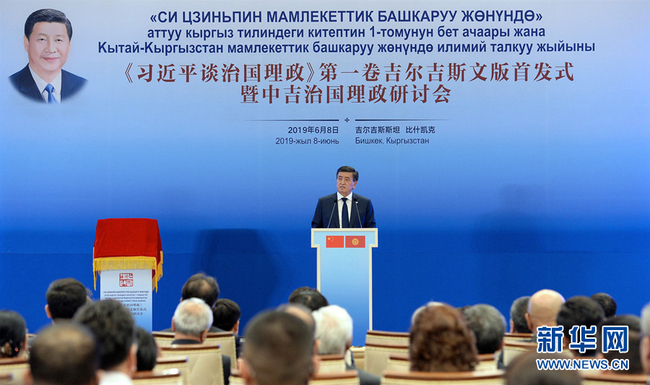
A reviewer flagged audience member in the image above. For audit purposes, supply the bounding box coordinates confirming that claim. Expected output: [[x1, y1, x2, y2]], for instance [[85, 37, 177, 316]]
[[526, 289, 565, 334], [213, 298, 242, 357], [240, 310, 315, 385], [591, 293, 617, 318], [135, 327, 158, 372], [596, 315, 643, 374], [171, 298, 214, 343], [462, 304, 506, 354], [509, 296, 532, 333], [171, 298, 231, 384], [45, 278, 89, 321], [74, 299, 137, 385], [213, 299, 241, 333], [640, 302, 650, 374], [505, 351, 582, 385], [410, 302, 444, 326], [163, 273, 224, 334], [277, 303, 319, 356], [288, 287, 329, 311], [556, 296, 605, 356], [0, 310, 27, 358], [409, 304, 478, 372], [313, 305, 379, 385], [182, 273, 220, 308], [26, 323, 99, 385]]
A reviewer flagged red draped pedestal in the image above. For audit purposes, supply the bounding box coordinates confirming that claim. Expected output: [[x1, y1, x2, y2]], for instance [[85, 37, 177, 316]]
[[93, 218, 163, 291]]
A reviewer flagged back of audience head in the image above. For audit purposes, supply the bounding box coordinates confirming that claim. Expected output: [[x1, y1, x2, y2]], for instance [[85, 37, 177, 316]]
[[213, 298, 241, 333], [182, 273, 220, 308], [241, 310, 314, 385], [505, 351, 582, 385], [45, 278, 89, 321], [277, 303, 316, 339], [590, 293, 617, 318], [510, 296, 532, 333], [27, 323, 99, 385], [640, 303, 650, 374], [409, 304, 478, 372], [462, 304, 506, 355], [556, 296, 605, 355], [74, 299, 136, 373], [288, 287, 329, 312], [597, 315, 643, 374], [135, 327, 158, 372], [410, 302, 445, 326], [0, 310, 27, 358], [173, 298, 213, 340], [526, 289, 565, 333], [313, 305, 352, 355]]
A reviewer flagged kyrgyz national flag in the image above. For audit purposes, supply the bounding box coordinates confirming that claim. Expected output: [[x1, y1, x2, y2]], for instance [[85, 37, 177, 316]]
[[345, 235, 365, 248], [326, 236, 344, 248]]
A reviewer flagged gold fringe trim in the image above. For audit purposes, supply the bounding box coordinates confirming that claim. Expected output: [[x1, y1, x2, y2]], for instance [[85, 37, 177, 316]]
[[93, 254, 162, 292]]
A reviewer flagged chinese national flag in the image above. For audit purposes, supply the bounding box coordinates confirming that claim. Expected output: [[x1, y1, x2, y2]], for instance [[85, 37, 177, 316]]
[[326, 236, 344, 248], [346, 235, 365, 248]]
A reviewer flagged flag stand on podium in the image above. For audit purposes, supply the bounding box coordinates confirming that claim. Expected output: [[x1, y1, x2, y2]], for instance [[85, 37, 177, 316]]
[[311, 228, 378, 345]]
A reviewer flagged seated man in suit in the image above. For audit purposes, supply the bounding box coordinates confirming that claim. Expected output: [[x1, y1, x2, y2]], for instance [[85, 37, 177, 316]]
[[26, 323, 99, 385], [10, 9, 86, 103], [313, 305, 380, 385], [312, 166, 376, 228], [171, 298, 231, 385], [74, 300, 137, 385], [240, 310, 316, 385], [162, 273, 241, 364]]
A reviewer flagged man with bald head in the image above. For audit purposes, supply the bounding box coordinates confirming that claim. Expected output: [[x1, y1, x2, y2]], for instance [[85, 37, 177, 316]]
[[525, 289, 565, 334]]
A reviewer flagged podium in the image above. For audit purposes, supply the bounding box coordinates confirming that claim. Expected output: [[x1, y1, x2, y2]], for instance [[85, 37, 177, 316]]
[[311, 228, 378, 345], [93, 218, 163, 331]]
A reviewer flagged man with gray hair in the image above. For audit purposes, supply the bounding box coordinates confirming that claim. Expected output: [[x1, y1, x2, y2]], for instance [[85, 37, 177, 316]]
[[313, 305, 379, 385], [462, 304, 507, 355], [171, 298, 231, 384], [509, 296, 532, 334], [171, 298, 214, 343]]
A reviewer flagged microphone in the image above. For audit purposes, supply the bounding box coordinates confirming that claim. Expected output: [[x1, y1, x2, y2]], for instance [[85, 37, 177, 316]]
[[354, 197, 362, 228], [326, 199, 337, 228]]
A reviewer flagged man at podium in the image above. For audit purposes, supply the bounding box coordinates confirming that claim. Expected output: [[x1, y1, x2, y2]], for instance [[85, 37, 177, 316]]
[[311, 166, 376, 228]]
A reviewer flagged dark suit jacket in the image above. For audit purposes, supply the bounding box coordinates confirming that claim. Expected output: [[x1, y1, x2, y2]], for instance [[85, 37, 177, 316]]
[[346, 363, 380, 385], [311, 193, 376, 228], [171, 339, 231, 385], [162, 325, 241, 357], [9, 64, 86, 102]]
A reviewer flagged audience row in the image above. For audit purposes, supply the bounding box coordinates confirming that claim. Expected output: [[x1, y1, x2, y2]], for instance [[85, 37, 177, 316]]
[[0, 274, 646, 385]]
